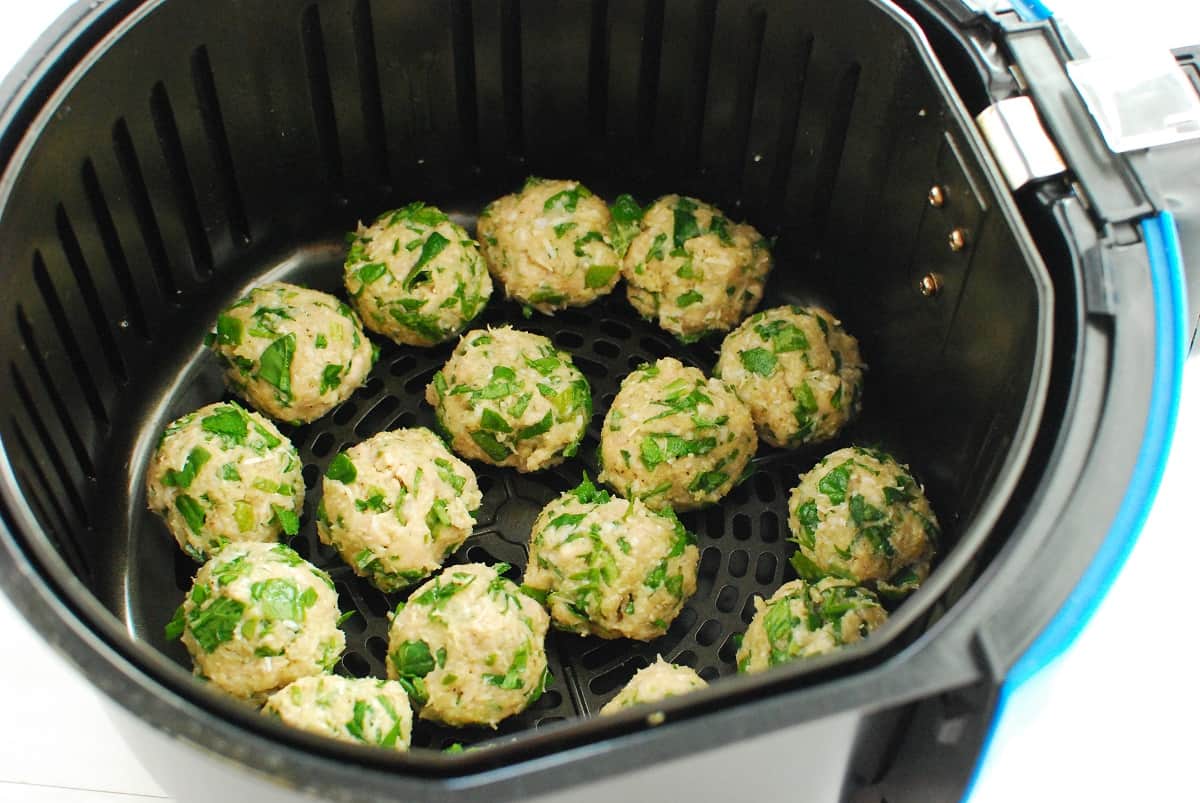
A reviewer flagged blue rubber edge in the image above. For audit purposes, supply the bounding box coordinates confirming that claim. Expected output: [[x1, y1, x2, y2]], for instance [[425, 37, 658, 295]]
[[963, 211, 1188, 802], [1011, 0, 1054, 21]]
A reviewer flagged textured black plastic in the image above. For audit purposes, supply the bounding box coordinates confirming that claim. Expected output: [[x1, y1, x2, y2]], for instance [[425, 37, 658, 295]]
[[0, 0, 1045, 759]]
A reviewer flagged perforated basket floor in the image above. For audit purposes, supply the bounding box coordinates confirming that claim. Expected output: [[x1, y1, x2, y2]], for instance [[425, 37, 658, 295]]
[[111, 227, 856, 751]]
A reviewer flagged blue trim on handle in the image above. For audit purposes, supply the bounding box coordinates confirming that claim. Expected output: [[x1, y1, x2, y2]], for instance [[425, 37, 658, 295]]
[[1011, 0, 1054, 21], [964, 210, 1188, 801]]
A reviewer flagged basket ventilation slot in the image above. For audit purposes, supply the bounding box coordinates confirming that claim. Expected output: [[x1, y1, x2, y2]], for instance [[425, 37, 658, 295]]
[[190, 46, 251, 249], [300, 5, 344, 193], [149, 82, 213, 278], [30, 251, 112, 426], [80, 159, 152, 341], [111, 118, 179, 298]]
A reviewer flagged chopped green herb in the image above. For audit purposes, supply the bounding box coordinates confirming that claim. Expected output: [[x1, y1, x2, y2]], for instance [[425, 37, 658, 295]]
[[584, 263, 619, 289], [640, 436, 665, 469], [482, 647, 528, 690], [187, 596, 245, 653], [818, 463, 852, 505], [344, 700, 370, 742], [519, 584, 548, 605], [163, 446, 210, 489], [387, 201, 448, 228], [709, 215, 733, 245], [326, 453, 358, 484], [257, 333, 296, 404], [412, 576, 469, 607], [389, 309, 444, 342], [739, 347, 777, 377], [672, 197, 702, 249], [434, 458, 466, 494], [272, 505, 300, 536], [608, 194, 643, 256], [789, 551, 826, 582], [471, 429, 512, 462], [526, 355, 560, 376], [251, 577, 304, 622], [390, 639, 435, 703], [647, 232, 669, 261], [543, 184, 593, 214], [573, 230, 606, 257], [688, 470, 729, 495], [355, 262, 388, 285], [676, 290, 704, 307], [480, 408, 512, 433], [529, 288, 567, 306], [755, 319, 809, 353], [320, 363, 343, 395], [201, 406, 248, 444], [233, 500, 254, 532], [517, 411, 553, 441], [550, 512, 587, 529], [570, 474, 611, 505], [644, 560, 667, 590], [795, 500, 820, 549], [404, 231, 450, 289], [175, 494, 206, 535], [164, 605, 186, 641], [426, 498, 452, 530], [215, 314, 243, 347]]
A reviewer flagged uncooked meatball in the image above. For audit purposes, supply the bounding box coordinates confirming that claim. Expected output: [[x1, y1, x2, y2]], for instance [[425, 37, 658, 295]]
[[146, 402, 304, 562], [523, 476, 699, 640], [344, 202, 492, 346], [736, 578, 887, 673], [599, 657, 707, 714], [477, 178, 621, 314], [425, 327, 592, 473], [210, 281, 376, 424], [715, 306, 865, 448], [386, 563, 550, 728], [622, 195, 772, 341], [166, 542, 344, 700], [318, 428, 482, 592], [787, 447, 939, 596], [598, 358, 757, 511], [263, 675, 413, 751]]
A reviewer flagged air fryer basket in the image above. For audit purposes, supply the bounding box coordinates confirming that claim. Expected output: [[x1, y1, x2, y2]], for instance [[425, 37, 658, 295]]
[[0, 0, 1068, 798]]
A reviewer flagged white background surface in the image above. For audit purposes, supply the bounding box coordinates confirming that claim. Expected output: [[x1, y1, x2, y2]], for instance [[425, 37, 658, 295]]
[[0, 1, 1196, 802]]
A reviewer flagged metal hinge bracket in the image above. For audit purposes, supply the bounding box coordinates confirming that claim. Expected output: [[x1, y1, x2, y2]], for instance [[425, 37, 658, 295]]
[[975, 95, 1066, 191]]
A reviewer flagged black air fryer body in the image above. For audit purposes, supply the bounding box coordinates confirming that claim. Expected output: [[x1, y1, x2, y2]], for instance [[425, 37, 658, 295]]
[[0, 1, 1194, 801]]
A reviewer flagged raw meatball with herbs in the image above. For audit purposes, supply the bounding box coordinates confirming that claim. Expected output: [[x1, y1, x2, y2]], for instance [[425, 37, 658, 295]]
[[622, 195, 772, 342], [210, 282, 376, 424], [345, 202, 492, 346], [318, 428, 482, 592], [426, 327, 592, 472], [263, 676, 413, 752], [477, 178, 621, 314], [523, 476, 699, 640], [386, 563, 551, 728], [146, 402, 303, 562], [736, 578, 887, 673], [599, 657, 707, 714], [715, 306, 865, 448], [788, 447, 939, 596], [165, 542, 345, 700], [598, 358, 756, 511]]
